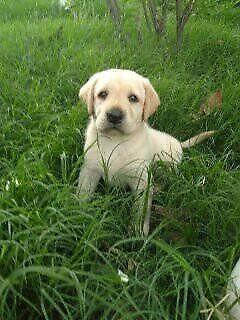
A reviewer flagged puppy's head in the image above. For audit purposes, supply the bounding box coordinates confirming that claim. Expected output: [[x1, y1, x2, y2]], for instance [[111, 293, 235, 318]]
[[79, 69, 160, 135]]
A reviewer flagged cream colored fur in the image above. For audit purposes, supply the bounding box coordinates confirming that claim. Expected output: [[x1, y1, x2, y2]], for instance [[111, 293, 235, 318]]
[[77, 69, 214, 236]]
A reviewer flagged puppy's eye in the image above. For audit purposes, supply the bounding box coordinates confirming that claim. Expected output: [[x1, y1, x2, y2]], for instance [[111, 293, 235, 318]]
[[128, 94, 138, 103], [98, 91, 108, 99]]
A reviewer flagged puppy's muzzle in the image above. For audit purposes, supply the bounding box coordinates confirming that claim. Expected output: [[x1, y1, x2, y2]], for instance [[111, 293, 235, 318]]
[[106, 108, 124, 125]]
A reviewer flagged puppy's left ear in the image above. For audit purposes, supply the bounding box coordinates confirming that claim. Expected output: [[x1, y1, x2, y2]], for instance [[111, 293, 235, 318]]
[[143, 78, 160, 121], [79, 72, 100, 116]]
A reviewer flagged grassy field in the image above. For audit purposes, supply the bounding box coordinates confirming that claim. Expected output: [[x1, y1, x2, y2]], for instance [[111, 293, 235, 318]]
[[0, 0, 240, 319]]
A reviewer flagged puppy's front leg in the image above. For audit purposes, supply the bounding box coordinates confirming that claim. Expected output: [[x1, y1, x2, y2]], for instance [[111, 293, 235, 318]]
[[77, 162, 101, 197], [128, 172, 153, 237]]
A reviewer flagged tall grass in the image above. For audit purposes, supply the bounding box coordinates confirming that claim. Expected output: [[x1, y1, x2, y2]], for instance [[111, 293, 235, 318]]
[[0, 0, 239, 319]]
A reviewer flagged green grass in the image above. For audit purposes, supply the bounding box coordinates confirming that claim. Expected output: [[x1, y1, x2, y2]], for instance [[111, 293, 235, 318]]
[[0, 0, 240, 319]]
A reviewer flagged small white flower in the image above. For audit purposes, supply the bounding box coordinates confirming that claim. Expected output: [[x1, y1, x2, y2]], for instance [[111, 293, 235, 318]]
[[118, 269, 129, 283], [5, 180, 10, 191]]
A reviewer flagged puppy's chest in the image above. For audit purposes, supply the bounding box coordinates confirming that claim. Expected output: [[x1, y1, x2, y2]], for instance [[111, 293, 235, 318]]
[[88, 136, 150, 177]]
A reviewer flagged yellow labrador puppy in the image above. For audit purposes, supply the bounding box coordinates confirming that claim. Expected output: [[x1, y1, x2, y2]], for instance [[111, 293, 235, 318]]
[[78, 69, 213, 236]]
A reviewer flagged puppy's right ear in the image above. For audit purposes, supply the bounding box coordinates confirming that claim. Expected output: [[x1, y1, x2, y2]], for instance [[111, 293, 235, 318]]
[[79, 73, 100, 115]]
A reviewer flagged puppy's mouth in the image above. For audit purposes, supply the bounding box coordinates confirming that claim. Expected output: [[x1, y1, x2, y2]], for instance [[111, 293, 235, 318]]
[[99, 122, 125, 135], [104, 124, 124, 133]]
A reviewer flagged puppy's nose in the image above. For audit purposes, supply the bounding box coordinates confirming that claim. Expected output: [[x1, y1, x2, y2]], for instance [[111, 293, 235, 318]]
[[106, 108, 124, 124]]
